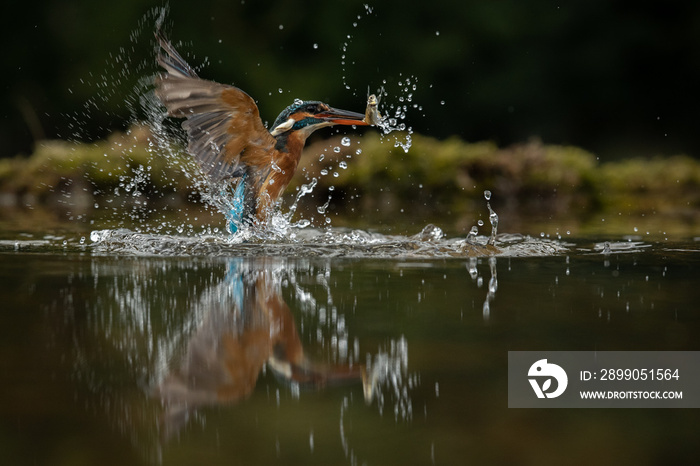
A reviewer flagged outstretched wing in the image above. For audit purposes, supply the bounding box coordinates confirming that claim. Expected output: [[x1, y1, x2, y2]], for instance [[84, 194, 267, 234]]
[[154, 32, 276, 183]]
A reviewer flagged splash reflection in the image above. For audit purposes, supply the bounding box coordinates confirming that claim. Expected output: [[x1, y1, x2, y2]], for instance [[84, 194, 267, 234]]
[[155, 259, 370, 439], [482, 257, 498, 322], [61, 256, 415, 460]]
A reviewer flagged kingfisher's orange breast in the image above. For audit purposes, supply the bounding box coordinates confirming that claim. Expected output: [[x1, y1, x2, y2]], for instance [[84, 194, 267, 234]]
[[254, 149, 303, 218]]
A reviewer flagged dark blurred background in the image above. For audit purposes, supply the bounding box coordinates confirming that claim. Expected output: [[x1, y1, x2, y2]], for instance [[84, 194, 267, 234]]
[[2, 0, 699, 161]]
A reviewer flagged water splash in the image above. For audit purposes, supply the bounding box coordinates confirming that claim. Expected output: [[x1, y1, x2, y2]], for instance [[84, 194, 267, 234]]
[[360, 79, 416, 153], [316, 195, 332, 216], [86, 225, 567, 258], [466, 225, 479, 244], [337, 5, 415, 153], [55, 7, 238, 238], [485, 190, 499, 246], [459, 191, 500, 248]]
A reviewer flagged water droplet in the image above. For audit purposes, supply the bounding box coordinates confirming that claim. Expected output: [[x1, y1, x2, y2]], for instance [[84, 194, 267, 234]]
[[603, 242, 612, 255], [333, 146, 341, 153], [484, 190, 492, 200], [339, 161, 348, 169], [278, 88, 283, 94], [477, 219, 484, 227], [278, 24, 284, 30], [313, 43, 318, 49], [341, 136, 351, 146]]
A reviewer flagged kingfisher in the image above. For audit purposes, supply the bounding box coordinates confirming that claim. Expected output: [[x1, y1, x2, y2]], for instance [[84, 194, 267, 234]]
[[154, 32, 369, 233]]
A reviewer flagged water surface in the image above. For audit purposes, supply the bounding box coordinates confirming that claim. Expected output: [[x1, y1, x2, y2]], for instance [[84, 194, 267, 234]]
[[1, 228, 699, 465]]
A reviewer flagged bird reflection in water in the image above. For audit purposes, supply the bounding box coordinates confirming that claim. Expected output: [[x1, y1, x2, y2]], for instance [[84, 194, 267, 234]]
[[154, 259, 374, 438]]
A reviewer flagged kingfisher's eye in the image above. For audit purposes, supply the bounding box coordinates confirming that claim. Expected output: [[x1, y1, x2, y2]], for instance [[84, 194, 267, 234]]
[[306, 103, 326, 114]]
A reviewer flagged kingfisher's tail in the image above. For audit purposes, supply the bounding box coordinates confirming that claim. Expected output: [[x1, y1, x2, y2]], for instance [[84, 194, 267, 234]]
[[224, 173, 247, 234]]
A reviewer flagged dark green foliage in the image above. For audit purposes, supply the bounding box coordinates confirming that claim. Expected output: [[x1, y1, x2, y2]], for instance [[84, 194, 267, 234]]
[[3, 1, 700, 161]]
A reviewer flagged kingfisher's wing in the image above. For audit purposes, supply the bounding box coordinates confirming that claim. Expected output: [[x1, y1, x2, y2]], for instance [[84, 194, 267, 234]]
[[154, 32, 277, 184]]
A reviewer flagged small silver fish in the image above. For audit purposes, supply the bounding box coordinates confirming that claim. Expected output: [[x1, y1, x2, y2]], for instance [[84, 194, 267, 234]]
[[364, 91, 382, 126]]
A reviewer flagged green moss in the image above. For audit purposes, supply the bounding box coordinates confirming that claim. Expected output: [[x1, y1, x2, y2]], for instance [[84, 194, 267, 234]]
[[295, 133, 603, 214], [593, 155, 700, 216], [0, 126, 193, 201], [599, 155, 700, 193], [2, 127, 699, 228]]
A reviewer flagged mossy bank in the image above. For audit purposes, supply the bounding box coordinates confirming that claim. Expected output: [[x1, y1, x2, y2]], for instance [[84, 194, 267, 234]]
[[1, 126, 699, 237]]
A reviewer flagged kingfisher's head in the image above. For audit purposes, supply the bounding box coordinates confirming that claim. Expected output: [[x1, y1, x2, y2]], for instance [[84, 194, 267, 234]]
[[270, 100, 368, 141]]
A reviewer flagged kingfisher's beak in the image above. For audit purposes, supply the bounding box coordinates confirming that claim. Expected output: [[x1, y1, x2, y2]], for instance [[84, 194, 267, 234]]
[[318, 107, 369, 126]]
